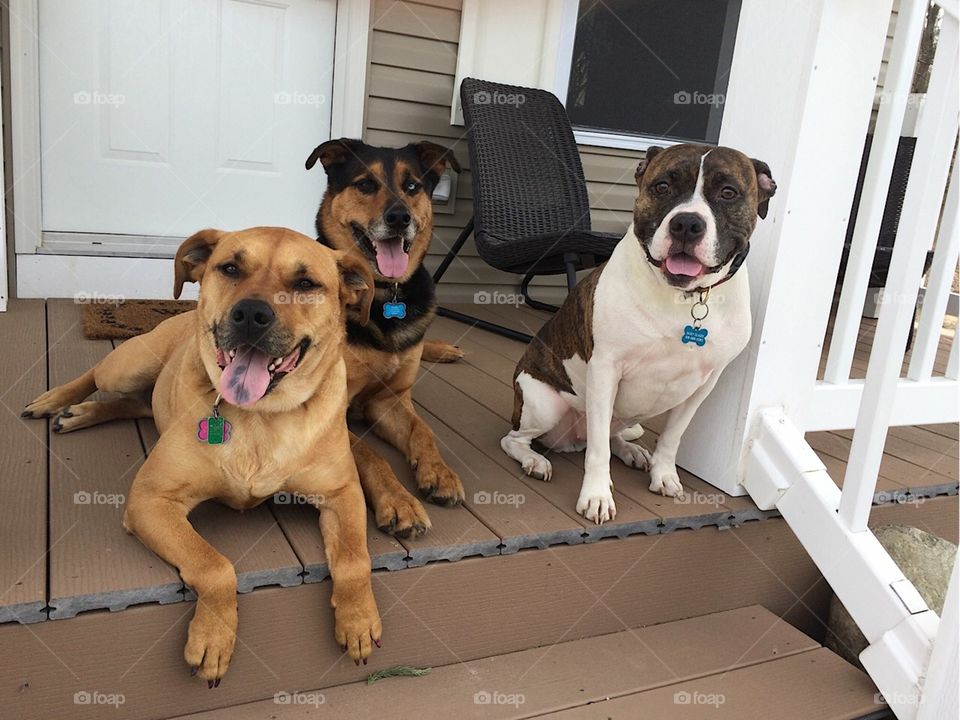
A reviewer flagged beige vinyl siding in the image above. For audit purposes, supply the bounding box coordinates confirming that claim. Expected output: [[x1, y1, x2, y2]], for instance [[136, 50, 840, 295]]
[[362, 0, 641, 302]]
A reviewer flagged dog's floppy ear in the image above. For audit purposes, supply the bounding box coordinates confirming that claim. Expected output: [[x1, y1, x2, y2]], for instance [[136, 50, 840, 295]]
[[413, 140, 461, 175], [752, 159, 777, 219], [411, 141, 461, 194], [305, 138, 362, 171], [174, 229, 222, 299], [635, 146, 663, 182], [336, 251, 374, 327]]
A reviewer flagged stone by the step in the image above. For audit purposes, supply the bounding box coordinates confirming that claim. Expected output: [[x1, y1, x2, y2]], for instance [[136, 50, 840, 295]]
[[825, 523, 958, 667]]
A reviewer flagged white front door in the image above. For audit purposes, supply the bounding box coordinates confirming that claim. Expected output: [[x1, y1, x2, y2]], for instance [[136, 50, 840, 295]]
[[37, 0, 335, 249]]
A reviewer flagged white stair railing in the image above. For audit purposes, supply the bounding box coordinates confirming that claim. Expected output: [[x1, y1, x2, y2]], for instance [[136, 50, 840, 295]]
[[695, 1, 958, 718]]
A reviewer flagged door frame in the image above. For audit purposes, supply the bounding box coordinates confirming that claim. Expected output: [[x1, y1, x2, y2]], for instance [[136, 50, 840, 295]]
[[8, 0, 371, 298]]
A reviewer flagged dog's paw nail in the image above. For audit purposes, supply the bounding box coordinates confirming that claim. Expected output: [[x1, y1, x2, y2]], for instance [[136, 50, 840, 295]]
[[354, 659, 360, 667], [374, 638, 381, 648], [21, 410, 31, 418], [207, 680, 215, 689], [214, 678, 221, 688], [190, 666, 199, 677], [362, 658, 367, 666]]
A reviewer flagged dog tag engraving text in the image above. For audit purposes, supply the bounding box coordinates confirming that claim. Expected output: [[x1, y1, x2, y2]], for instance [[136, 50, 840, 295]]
[[682, 325, 708, 347], [383, 301, 407, 319], [197, 415, 231, 445]]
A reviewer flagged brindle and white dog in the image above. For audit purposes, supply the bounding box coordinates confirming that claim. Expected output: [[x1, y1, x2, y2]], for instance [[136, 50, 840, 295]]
[[501, 144, 776, 524]]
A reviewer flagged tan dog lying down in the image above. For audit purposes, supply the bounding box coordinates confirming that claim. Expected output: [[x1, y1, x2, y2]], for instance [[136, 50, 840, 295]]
[[23, 227, 382, 684]]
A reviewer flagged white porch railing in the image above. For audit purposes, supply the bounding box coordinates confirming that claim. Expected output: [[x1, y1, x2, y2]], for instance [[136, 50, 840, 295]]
[[682, 1, 959, 718]]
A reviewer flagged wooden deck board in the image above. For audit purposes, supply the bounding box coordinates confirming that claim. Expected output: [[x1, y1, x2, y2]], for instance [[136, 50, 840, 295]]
[[542, 648, 879, 719], [352, 420, 503, 566], [0, 301, 49, 623], [170, 605, 826, 720], [46, 300, 182, 618]]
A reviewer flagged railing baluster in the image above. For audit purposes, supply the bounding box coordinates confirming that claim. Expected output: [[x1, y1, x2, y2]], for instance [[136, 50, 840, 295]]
[[909, 160, 959, 381], [823, 0, 929, 386], [840, 13, 960, 532]]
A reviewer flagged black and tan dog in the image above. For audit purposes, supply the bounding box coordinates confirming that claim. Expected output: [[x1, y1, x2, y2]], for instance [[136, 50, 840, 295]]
[[23, 227, 382, 682], [305, 138, 464, 537]]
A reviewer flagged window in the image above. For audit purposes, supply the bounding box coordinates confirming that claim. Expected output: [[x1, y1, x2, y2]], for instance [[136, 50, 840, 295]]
[[564, 0, 742, 146]]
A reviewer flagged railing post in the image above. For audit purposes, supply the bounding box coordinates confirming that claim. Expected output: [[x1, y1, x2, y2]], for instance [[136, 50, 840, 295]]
[[678, 0, 895, 494], [839, 12, 959, 532]]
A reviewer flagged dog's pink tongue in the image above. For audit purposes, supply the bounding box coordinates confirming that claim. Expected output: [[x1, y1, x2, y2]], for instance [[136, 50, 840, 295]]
[[375, 238, 409, 278], [665, 253, 704, 277], [220, 346, 272, 408]]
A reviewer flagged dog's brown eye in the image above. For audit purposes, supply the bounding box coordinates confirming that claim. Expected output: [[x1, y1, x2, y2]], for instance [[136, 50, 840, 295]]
[[294, 278, 318, 291], [219, 263, 239, 278], [354, 178, 378, 194], [653, 181, 670, 195], [720, 186, 738, 200]]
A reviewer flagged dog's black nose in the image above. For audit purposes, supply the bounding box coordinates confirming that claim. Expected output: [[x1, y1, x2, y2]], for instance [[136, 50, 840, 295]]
[[669, 212, 707, 242], [229, 298, 275, 341], [384, 203, 411, 231]]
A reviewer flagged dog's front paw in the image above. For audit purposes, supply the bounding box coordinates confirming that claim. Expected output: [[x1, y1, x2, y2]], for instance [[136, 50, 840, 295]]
[[576, 477, 616, 524], [613, 439, 651, 471], [335, 593, 382, 665], [416, 459, 465, 506], [649, 464, 685, 499], [184, 598, 238, 686], [22, 389, 71, 419], [374, 490, 431, 538], [521, 454, 553, 481]]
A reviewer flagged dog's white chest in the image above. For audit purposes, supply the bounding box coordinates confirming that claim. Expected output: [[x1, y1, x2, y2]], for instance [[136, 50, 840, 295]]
[[564, 254, 751, 421]]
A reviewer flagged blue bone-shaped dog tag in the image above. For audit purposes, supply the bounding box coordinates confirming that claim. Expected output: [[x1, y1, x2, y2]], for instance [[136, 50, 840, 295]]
[[383, 301, 407, 319], [682, 325, 708, 347]]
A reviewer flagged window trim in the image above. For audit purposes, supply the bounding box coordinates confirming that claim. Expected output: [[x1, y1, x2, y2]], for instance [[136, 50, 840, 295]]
[[554, 0, 741, 150]]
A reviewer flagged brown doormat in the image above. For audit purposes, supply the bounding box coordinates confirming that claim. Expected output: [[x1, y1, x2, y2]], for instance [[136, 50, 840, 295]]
[[81, 299, 197, 340]]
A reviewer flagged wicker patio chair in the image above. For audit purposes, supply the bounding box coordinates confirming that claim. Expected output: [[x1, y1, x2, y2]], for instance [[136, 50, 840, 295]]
[[433, 78, 623, 341]]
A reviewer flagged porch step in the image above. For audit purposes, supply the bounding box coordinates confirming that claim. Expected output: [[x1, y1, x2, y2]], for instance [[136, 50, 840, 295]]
[[170, 605, 883, 720]]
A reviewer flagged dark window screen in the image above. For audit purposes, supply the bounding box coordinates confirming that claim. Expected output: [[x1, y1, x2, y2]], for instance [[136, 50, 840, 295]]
[[566, 0, 741, 143]]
